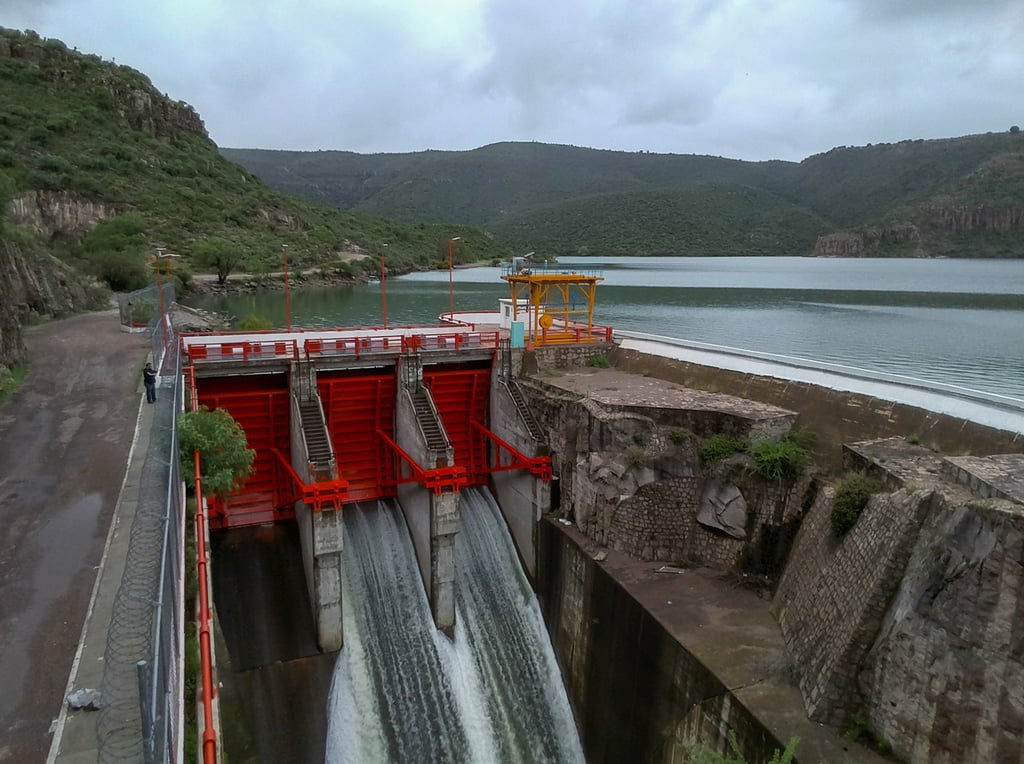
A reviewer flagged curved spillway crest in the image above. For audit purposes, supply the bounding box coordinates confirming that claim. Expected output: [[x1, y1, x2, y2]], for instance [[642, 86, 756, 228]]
[[326, 491, 585, 764]]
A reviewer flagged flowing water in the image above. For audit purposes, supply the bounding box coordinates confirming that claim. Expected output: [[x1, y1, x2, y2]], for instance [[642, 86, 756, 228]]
[[186, 256, 1024, 401], [325, 491, 584, 764]]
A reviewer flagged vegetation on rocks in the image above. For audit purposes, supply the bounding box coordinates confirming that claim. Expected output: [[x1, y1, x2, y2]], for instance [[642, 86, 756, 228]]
[[830, 472, 884, 537]]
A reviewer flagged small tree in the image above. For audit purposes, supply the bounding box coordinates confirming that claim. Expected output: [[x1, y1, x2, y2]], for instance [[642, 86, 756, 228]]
[[192, 236, 243, 285], [178, 406, 255, 497]]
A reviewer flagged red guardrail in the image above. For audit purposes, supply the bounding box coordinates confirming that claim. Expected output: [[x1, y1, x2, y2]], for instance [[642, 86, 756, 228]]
[[192, 451, 217, 764]]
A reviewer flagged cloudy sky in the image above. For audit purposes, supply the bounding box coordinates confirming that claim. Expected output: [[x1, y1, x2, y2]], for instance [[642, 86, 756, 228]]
[[4, 0, 1022, 161]]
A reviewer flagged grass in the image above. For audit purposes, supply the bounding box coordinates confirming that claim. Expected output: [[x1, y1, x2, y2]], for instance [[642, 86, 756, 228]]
[[0, 360, 28, 403], [588, 354, 611, 368]]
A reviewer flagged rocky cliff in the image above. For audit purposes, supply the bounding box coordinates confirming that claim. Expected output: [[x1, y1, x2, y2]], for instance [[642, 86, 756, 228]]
[[814, 151, 1024, 257], [0, 29, 208, 143], [0, 235, 108, 370], [6, 190, 121, 240]]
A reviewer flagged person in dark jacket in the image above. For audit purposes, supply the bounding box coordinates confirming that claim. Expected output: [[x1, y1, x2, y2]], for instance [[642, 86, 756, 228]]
[[143, 362, 157, 403]]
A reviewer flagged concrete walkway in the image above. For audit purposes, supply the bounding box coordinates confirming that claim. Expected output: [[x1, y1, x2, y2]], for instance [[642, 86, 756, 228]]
[[46, 390, 155, 763], [0, 311, 149, 763]]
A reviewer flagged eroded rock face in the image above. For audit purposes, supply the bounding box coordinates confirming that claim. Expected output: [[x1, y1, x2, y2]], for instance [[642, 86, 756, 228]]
[[6, 191, 121, 240], [861, 502, 1024, 764], [0, 238, 108, 369], [697, 480, 748, 539]]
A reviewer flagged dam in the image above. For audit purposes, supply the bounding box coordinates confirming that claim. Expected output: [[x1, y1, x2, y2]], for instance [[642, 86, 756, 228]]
[[48, 257, 1023, 763]]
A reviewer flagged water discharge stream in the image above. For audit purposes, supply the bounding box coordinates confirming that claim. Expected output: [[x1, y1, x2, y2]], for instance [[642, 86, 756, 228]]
[[326, 488, 584, 763]]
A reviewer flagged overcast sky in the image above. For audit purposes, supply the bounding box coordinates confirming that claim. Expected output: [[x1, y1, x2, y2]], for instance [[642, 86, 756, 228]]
[[4, 0, 1022, 161]]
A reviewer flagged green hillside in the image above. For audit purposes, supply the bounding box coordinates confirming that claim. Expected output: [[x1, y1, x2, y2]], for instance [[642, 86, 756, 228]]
[[225, 133, 1024, 259], [0, 27, 510, 290], [490, 182, 830, 257]]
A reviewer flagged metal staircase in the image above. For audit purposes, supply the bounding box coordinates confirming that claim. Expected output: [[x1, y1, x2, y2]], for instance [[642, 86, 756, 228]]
[[299, 399, 334, 466], [506, 380, 545, 442], [410, 388, 448, 452]]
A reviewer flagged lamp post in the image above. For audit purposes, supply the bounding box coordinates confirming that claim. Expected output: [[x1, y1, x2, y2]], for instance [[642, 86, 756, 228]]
[[282, 245, 291, 331], [380, 243, 389, 329], [448, 236, 462, 319], [152, 247, 179, 355]]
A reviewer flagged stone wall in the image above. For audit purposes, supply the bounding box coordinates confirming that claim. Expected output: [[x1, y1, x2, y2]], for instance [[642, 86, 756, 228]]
[[521, 376, 809, 574], [772, 486, 933, 726], [527, 342, 616, 373], [538, 521, 785, 763]]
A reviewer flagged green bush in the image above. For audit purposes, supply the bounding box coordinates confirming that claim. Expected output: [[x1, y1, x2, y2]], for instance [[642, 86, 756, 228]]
[[749, 439, 808, 481], [588, 354, 611, 368], [831, 473, 883, 537], [698, 434, 747, 463], [178, 406, 256, 497], [91, 249, 150, 291]]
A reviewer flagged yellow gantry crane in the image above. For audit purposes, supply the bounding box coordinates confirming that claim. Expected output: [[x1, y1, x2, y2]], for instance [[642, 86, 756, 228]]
[[501, 254, 605, 346]]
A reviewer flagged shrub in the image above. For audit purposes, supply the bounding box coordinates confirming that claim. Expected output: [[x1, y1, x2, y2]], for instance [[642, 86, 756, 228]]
[[178, 406, 256, 497], [669, 427, 690, 446], [698, 434, 747, 463], [588, 354, 611, 368], [831, 473, 883, 537], [749, 439, 808, 481]]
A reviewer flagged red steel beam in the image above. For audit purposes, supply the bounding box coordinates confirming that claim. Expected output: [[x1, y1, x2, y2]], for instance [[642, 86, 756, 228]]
[[470, 421, 553, 480]]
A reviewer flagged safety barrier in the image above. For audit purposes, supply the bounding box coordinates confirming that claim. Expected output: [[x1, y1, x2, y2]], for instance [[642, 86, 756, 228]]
[[186, 339, 298, 364]]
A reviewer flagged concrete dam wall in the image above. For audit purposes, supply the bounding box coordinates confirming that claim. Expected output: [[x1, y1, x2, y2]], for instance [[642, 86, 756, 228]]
[[521, 343, 1024, 763]]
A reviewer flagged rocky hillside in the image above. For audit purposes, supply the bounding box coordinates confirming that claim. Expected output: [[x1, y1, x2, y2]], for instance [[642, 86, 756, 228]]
[[0, 27, 510, 372]]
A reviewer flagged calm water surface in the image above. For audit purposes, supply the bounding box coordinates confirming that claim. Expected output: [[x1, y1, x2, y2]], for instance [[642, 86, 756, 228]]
[[186, 257, 1024, 400]]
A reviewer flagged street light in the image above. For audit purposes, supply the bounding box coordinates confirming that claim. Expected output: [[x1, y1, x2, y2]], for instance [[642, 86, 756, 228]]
[[448, 236, 462, 319], [152, 247, 180, 355], [282, 244, 291, 331], [380, 243, 389, 328]]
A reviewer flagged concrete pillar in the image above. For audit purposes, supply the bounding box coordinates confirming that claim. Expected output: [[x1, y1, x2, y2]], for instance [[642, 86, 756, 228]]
[[289, 370, 344, 651], [395, 358, 460, 634], [296, 504, 344, 651], [489, 377, 550, 580]]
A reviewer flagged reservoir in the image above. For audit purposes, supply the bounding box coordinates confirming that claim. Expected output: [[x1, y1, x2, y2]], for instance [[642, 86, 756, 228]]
[[187, 255, 1024, 402]]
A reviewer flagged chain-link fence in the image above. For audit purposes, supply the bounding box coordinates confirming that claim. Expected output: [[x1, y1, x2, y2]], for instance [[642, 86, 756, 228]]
[[97, 313, 185, 763]]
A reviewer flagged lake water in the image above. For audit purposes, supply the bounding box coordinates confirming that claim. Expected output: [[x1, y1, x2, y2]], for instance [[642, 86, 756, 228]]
[[185, 257, 1024, 401]]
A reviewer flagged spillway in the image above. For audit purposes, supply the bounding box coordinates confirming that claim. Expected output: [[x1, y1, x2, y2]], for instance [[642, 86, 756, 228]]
[[326, 490, 585, 763]]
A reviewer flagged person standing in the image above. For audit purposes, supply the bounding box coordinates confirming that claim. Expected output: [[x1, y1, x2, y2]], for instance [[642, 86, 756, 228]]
[[143, 362, 158, 403]]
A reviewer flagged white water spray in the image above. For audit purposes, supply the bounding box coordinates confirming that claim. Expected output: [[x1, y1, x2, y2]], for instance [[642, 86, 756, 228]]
[[325, 492, 584, 763]]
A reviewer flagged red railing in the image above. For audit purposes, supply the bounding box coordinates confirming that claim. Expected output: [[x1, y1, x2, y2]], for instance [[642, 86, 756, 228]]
[[376, 430, 468, 494], [193, 451, 217, 764], [269, 448, 350, 511], [185, 339, 299, 364]]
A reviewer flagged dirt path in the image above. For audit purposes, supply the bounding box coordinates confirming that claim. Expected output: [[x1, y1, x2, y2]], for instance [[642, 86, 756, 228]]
[[0, 311, 148, 762]]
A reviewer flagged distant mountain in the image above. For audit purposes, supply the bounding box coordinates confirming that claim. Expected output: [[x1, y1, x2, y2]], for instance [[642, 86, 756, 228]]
[[224, 131, 1024, 258]]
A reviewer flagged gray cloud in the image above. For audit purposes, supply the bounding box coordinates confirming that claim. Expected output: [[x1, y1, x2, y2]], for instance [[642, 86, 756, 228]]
[[1, 0, 1020, 160]]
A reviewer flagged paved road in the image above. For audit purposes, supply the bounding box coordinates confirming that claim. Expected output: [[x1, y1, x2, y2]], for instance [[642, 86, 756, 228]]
[[0, 311, 148, 763]]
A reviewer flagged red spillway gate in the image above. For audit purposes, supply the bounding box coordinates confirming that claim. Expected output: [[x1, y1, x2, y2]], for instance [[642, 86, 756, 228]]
[[319, 369, 397, 502], [197, 375, 290, 530], [423, 364, 491, 486]]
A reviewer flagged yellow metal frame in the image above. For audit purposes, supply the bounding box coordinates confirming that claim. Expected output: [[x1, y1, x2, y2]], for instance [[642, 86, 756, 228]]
[[502, 271, 604, 346]]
